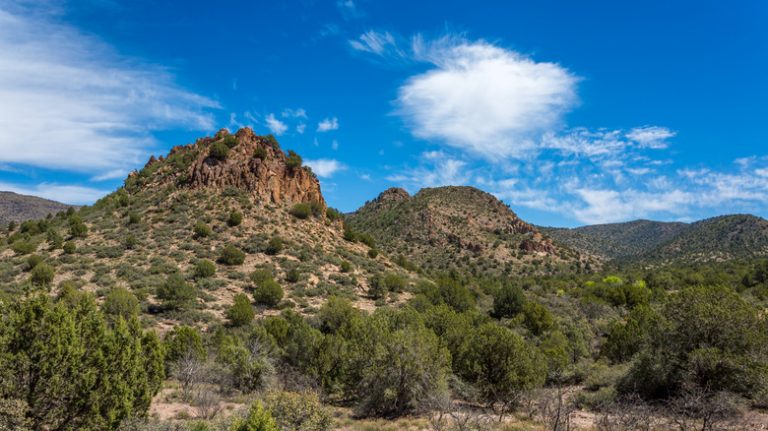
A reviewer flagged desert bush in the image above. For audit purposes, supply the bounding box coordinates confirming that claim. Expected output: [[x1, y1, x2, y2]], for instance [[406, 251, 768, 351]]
[[103, 287, 140, 321], [265, 237, 283, 256], [285, 268, 300, 283], [30, 263, 54, 286], [264, 391, 332, 431], [253, 146, 268, 160], [193, 222, 212, 238], [194, 259, 217, 279], [156, 274, 197, 310], [218, 245, 246, 266], [209, 142, 229, 160], [492, 283, 526, 318], [289, 203, 311, 219], [63, 241, 76, 254], [367, 249, 378, 259], [12, 239, 35, 255], [254, 279, 284, 307], [25, 254, 43, 271], [227, 210, 243, 227], [226, 293, 255, 326], [522, 301, 554, 336], [68, 215, 88, 238], [325, 207, 343, 222], [229, 402, 277, 431], [285, 150, 302, 169]]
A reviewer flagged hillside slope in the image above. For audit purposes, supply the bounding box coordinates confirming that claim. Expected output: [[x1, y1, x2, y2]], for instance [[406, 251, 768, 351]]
[[0, 191, 72, 226], [0, 128, 413, 327], [641, 214, 768, 264], [542, 219, 688, 261], [347, 186, 589, 276]]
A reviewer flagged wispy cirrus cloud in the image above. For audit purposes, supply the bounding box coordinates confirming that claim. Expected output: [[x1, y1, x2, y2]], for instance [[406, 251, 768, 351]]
[[0, 6, 219, 176]]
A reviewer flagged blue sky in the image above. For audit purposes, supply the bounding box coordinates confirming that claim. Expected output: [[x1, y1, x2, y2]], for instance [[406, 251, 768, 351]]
[[1, 0, 767, 227]]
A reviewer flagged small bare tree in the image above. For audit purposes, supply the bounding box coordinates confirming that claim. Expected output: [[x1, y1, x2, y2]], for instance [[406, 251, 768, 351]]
[[193, 389, 222, 420], [173, 349, 206, 401], [536, 386, 575, 431], [667, 388, 744, 431]]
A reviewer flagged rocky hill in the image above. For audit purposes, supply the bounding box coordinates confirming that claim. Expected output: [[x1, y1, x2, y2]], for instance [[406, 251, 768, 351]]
[[0, 128, 414, 327], [346, 186, 590, 276], [0, 191, 72, 226], [542, 219, 688, 261]]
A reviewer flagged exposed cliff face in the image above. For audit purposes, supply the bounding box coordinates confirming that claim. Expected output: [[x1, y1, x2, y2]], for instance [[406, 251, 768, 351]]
[[186, 128, 325, 208], [129, 127, 325, 210]]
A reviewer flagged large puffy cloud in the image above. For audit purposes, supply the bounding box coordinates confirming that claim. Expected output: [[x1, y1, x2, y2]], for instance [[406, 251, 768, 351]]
[[397, 36, 578, 159], [0, 6, 219, 175]]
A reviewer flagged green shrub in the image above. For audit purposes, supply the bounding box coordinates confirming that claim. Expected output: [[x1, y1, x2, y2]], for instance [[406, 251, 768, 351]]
[[254, 279, 284, 307], [30, 263, 54, 286], [265, 236, 283, 255], [194, 259, 216, 279], [264, 391, 332, 431], [123, 234, 138, 250], [367, 249, 378, 259], [227, 210, 243, 227], [12, 239, 35, 255], [156, 274, 197, 310], [47, 229, 63, 249], [68, 215, 88, 238], [209, 142, 229, 160], [103, 287, 140, 320], [289, 203, 311, 219], [326, 207, 343, 222], [63, 241, 76, 254], [218, 245, 246, 265], [340, 261, 352, 273], [226, 293, 255, 326], [26, 254, 44, 271], [285, 150, 302, 169], [522, 301, 554, 336], [229, 402, 278, 431], [250, 268, 274, 285], [163, 326, 205, 365], [492, 284, 526, 318], [193, 221, 212, 238], [253, 146, 268, 160], [286, 268, 300, 283], [222, 134, 238, 148], [127, 212, 141, 225]]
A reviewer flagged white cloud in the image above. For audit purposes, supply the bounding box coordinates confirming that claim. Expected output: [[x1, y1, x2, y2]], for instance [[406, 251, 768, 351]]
[[331, 140, 339, 150], [265, 113, 288, 135], [296, 123, 307, 134], [337, 0, 364, 19], [397, 36, 578, 159], [305, 159, 346, 178], [349, 30, 406, 60], [90, 169, 128, 182], [0, 181, 109, 205], [570, 188, 693, 224], [317, 117, 339, 132], [0, 7, 218, 175], [282, 108, 307, 119], [387, 151, 470, 188], [626, 126, 676, 149]]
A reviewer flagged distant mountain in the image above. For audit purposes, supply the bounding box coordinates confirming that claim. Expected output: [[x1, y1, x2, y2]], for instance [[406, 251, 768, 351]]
[[541, 220, 688, 261], [641, 214, 768, 264], [544, 214, 768, 265], [347, 186, 589, 276], [0, 191, 72, 227]]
